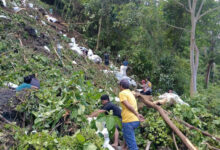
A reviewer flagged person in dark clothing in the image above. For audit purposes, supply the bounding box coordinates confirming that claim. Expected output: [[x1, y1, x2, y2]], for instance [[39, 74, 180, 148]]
[[104, 53, 110, 66], [16, 75, 38, 91], [88, 94, 121, 147]]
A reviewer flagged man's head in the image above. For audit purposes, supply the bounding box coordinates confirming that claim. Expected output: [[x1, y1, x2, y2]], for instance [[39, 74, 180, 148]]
[[24, 76, 32, 84], [101, 94, 110, 105], [141, 80, 146, 84], [119, 79, 130, 90]]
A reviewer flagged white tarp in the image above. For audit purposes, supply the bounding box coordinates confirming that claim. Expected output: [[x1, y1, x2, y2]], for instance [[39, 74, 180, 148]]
[[158, 93, 189, 106]]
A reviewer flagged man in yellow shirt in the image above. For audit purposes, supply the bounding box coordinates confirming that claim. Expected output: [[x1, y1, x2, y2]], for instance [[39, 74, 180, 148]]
[[119, 79, 144, 150]]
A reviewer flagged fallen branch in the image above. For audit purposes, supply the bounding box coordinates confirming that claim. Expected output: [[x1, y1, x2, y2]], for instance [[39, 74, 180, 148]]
[[204, 142, 220, 150], [163, 110, 220, 142], [135, 93, 197, 150], [53, 46, 65, 67], [172, 132, 179, 150], [173, 115, 220, 142], [19, 38, 28, 64], [49, 122, 62, 134]]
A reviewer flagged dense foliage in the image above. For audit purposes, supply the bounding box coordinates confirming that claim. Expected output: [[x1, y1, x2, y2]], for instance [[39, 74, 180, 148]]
[[0, 0, 220, 150]]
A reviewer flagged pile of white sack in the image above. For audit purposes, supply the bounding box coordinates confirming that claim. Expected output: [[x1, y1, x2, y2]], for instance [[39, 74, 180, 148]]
[[159, 93, 189, 106], [69, 37, 102, 64]]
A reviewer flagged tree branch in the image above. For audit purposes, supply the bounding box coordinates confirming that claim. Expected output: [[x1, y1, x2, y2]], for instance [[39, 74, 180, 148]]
[[196, 0, 205, 19], [198, 6, 220, 20], [173, 0, 190, 12], [165, 23, 189, 32], [188, 0, 192, 10], [172, 132, 179, 150]]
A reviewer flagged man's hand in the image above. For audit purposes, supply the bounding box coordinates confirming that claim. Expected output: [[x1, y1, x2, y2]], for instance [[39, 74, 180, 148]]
[[137, 114, 145, 122]]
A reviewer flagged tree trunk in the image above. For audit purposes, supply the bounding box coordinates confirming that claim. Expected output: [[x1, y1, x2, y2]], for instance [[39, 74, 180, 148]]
[[136, 94, 197, 150], [205, 61, 214, 88], [190, 0, 198, 97], [95, 16, 102, 51]]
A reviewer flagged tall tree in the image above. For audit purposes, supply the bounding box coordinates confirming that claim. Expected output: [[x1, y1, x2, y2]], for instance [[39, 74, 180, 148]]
[[173, 0, 220, 96]]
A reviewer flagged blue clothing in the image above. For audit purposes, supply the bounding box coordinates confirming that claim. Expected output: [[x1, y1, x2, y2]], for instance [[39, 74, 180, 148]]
[[16, 83, 32, 91], [123, 61, 128, 66], [122, 121, 140, 150]]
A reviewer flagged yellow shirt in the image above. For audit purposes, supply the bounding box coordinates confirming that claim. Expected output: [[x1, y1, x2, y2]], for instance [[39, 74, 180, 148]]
[[119, 89, 139, 123]]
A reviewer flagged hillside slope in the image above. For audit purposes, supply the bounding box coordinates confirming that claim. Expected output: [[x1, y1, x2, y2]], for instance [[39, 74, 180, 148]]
[[0, 1, 220, 150]]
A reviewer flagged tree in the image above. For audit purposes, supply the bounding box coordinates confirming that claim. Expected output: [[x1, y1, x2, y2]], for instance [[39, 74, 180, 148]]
[[173, 0, 220, 96]]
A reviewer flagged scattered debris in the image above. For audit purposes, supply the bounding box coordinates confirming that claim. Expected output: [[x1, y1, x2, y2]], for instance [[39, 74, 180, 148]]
[[154, 93, 189, 106], [44, 46, 50, 52], [41, 20, 46, 25], [13, 7, 25, 13], [115, 97, 120, 102], [45, 15, 57, 23], [88, 55, 102, 64], [0, 0, 6, 7], [0, 15, 10, 20], [3, 82, 18, 89], [28, 3, 34, 8], [88, 49, 93, 56], [72, 61, 77, 65], [21, 0, 26, 6]]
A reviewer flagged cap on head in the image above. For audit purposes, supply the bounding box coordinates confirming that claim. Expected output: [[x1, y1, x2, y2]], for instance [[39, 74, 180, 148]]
[[101, 94, 109, 101], [120, 79, 130, 89]]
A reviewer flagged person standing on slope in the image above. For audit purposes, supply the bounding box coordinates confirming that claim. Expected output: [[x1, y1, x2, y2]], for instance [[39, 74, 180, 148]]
[[119, 79, 144, 150]]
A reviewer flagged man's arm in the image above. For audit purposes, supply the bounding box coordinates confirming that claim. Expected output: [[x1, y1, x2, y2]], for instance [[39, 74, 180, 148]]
[[121, 100, 145, 121], [88, 110, 106, 117]]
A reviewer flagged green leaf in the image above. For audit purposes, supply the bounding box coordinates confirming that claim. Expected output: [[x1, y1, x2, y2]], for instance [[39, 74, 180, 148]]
[[106, 116, 115, 132], [83, 143, 97, 150], [76, 133, 85, 143]]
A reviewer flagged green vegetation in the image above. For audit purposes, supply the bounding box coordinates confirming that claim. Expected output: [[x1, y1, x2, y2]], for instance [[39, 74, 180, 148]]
[[0, 0, 220, 149]]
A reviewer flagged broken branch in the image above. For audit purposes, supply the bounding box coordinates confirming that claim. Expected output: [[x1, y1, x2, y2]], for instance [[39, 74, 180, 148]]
[[135, 93, 197, 150], [172, 132, 179, 150]]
